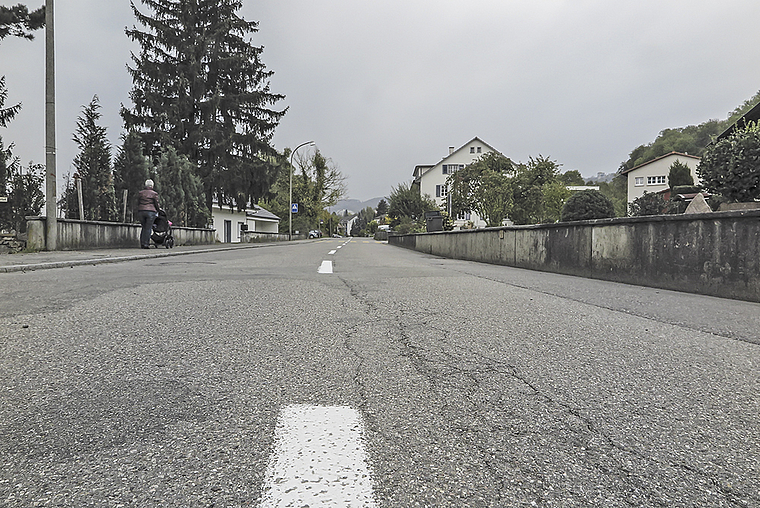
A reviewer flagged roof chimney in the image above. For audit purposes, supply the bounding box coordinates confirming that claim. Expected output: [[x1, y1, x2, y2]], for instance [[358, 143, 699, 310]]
[[448, 146, 455, 155]]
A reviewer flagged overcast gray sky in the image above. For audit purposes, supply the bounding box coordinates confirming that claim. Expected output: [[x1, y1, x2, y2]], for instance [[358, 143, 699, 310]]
[[2, 0, 760, 201]]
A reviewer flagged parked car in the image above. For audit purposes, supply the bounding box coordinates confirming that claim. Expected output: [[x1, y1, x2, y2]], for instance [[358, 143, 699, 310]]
[[308, 230, 322, 239]]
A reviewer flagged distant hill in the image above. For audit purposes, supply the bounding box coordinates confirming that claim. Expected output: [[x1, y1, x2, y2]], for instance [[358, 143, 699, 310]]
[[328, 197, 383, 215], [585, 172, 617, 183]]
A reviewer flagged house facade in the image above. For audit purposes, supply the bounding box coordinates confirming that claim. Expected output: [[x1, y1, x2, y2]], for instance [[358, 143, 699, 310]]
[[621, 152, 701, 204], [211, 202, 280, 243], [413, 137, 500, 228]]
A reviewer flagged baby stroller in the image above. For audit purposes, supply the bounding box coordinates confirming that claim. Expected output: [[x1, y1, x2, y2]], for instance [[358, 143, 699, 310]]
[[151, 209, 175, 248]]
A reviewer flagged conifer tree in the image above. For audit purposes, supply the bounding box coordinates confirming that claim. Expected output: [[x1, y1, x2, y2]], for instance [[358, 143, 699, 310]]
[[70, 96, 116, 221], [122, 0, 286, 223], [0, 76, 21, 128], [113, 131, 150, 222], [154, 146, 208, 227], [0, 4, 45, 40], [0, 138, 17, 229], [667, 159, 694, 188], [0, 3, 45, 230]]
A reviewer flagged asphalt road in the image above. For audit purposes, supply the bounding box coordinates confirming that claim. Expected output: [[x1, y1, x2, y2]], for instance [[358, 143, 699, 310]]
[[1, 239, 758, 507]]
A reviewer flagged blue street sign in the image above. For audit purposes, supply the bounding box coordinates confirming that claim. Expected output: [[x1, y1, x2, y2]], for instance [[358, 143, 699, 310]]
[[291, 203, 298, 213]]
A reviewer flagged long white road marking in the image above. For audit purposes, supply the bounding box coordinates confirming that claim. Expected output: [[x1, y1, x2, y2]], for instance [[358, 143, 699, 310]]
[[259, 405, 377, 508], [328, 250, 337, 255], [318, 260, 333, 274]]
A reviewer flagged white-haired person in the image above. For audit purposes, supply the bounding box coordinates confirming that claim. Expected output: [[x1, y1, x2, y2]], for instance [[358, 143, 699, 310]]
[[136, 179, 161, 249]]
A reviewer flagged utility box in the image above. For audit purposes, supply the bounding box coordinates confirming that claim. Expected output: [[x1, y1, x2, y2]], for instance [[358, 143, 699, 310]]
[[425, 210, 443, 232]]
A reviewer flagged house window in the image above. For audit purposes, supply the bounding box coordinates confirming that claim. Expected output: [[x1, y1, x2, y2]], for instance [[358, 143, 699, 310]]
[[477, 147, 482, 153], [443, 164, 464, 174], [436, 185, 448, 198], [470, 147, 475, 153], [647, 176, 666, 185], [634, 177, 644, 186], [457, 211, 471, 220]]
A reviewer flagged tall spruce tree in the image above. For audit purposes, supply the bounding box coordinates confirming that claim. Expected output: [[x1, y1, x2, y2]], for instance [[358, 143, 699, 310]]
[[69, 96, 116, 221], [122, 0, 286, 224]]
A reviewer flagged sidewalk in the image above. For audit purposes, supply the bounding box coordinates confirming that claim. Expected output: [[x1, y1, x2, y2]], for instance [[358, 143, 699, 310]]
[[0, 243, 266, 273]]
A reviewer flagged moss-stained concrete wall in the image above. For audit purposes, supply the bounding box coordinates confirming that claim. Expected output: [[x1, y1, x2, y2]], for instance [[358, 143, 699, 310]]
[[389, 210, 760, 302], [26, 217, 215, 251]]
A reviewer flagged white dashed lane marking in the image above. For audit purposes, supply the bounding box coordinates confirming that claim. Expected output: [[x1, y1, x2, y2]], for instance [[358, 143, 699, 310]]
[[329, 250, 337, 255], [258, 405, 377, 508], [318, 260, 333, 274]]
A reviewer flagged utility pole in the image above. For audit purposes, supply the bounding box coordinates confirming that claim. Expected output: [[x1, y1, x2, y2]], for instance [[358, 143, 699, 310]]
[[45, 0, 57, 250]]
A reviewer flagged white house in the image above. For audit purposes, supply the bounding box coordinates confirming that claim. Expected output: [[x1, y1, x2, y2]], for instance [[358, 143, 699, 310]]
[[211, 202, 280, 243], [621, 152, 701, 204], [413, 137, 501, 228]]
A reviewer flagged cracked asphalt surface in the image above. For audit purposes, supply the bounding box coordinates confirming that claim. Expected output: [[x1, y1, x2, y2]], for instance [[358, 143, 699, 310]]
[[1, 239, 758, 507]]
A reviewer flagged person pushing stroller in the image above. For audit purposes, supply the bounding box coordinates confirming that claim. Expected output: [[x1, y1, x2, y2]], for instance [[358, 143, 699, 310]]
[[137, 179, 160, 249]]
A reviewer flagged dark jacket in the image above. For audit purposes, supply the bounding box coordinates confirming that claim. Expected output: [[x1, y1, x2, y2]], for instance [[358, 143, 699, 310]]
[[137, 188, 160, 212]]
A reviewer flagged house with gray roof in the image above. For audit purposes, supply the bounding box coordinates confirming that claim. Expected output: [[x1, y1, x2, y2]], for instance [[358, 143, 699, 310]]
[[211, 201, 280, 243], [412, 137, 502, 228]]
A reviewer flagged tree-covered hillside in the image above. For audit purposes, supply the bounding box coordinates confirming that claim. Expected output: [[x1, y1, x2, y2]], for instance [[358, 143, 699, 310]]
[[619, 91, 760, 172]]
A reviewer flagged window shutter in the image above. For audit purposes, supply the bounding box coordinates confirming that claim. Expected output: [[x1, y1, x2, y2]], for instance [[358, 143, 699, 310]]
[[436, 185, 441, 197]]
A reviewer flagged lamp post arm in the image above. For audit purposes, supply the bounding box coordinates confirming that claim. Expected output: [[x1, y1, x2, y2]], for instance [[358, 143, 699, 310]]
[[289, 140, 314, 240]]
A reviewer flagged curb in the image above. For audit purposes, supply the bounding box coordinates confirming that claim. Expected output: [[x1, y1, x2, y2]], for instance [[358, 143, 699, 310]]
[[0, 242, 280, 274]]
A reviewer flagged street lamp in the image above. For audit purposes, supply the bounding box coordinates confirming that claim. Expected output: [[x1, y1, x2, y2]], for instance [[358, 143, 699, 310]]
[[289, 140, 314, 240]]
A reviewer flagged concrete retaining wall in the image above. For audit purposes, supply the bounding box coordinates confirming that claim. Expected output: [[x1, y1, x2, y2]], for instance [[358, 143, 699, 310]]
[[26, 217, 215, 251], [389, 210, 760, 303]]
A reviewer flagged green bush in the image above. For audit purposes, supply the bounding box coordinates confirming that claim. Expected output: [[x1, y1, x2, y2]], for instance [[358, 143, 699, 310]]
[[560, 190, 615, 222], [628, 191, 668, 216], [698, 122, 760, 202]]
